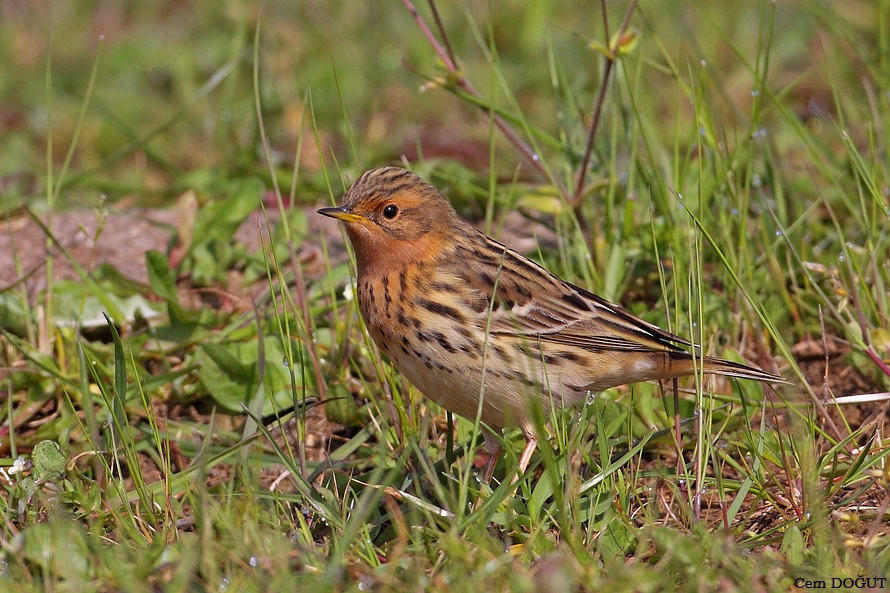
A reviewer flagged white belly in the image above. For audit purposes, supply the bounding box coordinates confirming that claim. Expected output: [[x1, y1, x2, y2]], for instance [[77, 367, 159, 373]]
[[382, 337, 585, 432]]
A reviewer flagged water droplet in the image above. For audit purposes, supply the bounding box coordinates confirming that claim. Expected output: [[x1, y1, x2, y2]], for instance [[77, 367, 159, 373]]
[[282, 357, 290, 368], [751, 89, 760, 97], [532, 154, 540, 161], [752, 174, 762, 188], [249, 557, 258, 567], [839, 253, 846, 262], [775, 230, 783, 237]]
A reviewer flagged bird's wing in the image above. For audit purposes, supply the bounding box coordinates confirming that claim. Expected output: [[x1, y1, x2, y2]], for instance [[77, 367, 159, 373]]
[[454, 233, 690, 355]]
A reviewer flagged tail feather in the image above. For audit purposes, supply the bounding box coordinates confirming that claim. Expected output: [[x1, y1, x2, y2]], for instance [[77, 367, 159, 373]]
[[668, 352, 788, 384]]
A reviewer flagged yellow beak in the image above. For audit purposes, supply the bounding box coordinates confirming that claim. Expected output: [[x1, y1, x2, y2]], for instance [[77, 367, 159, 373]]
[[317, 206, 365, 223]]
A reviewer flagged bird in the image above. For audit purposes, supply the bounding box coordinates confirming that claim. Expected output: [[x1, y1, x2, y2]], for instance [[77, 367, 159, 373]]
[[319, 166, 786, 482]]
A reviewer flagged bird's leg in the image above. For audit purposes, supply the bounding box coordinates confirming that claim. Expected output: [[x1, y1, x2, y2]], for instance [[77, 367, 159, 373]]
[[480, 429, 503, 483], [512, 433, 538, 484]]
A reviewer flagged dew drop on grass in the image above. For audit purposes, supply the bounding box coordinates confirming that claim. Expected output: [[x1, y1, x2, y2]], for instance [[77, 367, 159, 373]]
[[752, 174, 762, 188], [282, 357, 289, 368], [532, 154, 540, 161], [249, 557, 258, 567], [219, 578, 229, 592], [838, 253, 846, 262], [751, 89, 760, 97], [775, 230, 783, 237]]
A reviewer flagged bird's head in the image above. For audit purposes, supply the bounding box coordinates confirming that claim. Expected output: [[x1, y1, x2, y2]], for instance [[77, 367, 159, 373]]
[[318, 167, 458, 276]]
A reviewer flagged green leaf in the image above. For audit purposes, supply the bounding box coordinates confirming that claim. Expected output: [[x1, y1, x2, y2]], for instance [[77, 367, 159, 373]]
[[14, 519, 90, 580], [196, 336, 305, 414], [31, 440, 68, 483], [0, 292, 32, 337], [780, 525, 805, 565], [52, 280, 162, 329], [515, 190, 565, 215], [201, 342, 258, 384], [193, 178, 263, 242], [596, 508, 635, 563], [145, 250, 179, 304], [105, 313, 131, 445]]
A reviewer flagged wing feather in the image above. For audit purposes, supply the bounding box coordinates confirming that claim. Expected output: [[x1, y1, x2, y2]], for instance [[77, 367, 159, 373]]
[[452, 231, 691, 355]]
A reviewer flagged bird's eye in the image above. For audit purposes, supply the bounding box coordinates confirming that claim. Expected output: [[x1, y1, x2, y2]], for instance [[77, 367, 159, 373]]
[[382, 204, 399, 219]]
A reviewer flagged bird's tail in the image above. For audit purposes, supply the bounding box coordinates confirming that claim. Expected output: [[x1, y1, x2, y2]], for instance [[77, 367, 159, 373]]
[[668, 352, 788, 384]]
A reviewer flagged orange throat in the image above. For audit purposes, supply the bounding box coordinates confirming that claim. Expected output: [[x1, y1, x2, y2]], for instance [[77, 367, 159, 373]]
[[346, 224, 448, 281]]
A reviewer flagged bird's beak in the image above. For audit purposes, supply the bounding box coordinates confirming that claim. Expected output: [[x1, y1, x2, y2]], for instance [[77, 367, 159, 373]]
[[317, 206, 365, 223]]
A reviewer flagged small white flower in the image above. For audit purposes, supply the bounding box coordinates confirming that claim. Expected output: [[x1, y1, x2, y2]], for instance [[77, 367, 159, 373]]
[[8, 456, 27, 475], [3, 456, 30, 482]]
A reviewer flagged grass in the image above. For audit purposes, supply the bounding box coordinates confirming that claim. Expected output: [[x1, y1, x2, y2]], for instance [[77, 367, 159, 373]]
[[1, 1, 889, 591]]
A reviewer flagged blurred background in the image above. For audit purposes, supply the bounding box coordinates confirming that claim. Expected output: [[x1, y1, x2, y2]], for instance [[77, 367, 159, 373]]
[[0, 1, 874, 209]]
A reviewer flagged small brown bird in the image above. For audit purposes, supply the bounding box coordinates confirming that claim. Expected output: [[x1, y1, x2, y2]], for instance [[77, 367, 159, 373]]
[[319, 167, 785, 481]]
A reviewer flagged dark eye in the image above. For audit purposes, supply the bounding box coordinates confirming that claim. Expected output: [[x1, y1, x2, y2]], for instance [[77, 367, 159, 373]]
[[382, 204, 399, 219]]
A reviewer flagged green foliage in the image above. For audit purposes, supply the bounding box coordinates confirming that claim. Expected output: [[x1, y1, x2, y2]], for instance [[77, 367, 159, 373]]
[[1, 0, 888, 591]]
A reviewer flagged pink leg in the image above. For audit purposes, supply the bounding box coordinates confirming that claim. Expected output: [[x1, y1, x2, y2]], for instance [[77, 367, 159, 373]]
[[480, 429, 503, 483], [512, 434, 538, 484]]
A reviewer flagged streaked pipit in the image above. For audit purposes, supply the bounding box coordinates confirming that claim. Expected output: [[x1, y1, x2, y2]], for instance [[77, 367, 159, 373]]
[[320, 167, 785, 481]]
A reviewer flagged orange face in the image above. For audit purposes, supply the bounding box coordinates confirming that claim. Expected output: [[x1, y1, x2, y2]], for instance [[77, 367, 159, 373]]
[[318, 169, 457, 277]]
